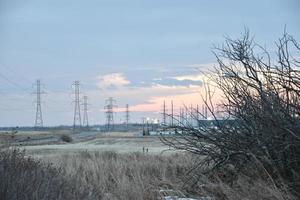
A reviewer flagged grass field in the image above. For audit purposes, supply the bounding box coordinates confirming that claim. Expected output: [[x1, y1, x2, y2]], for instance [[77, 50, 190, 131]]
[[1, 130, 171, 158], [0, 130, 292, 200]]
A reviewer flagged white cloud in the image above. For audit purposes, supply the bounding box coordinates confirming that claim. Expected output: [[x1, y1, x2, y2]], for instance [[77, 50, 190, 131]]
[[185, 63, 217, 69], [97, 73, 130, 89], [171, 73, 212, 83], [172, 74, 204, 81]]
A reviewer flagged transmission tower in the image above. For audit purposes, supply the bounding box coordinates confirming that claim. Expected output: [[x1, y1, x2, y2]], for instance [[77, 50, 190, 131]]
[[162, 100, 167, 125], [72, 81, 82, 129], [202, 105, 208, 119], [196, 104, 199, 120], [185, 106, 189, 126], [104, 97, 117, 131], [34, 79, 44, 128], [196, 104, 200, 126], [125, 104, 130, 127], [171, 100, 174, 126], [190, 104, 193, 125], [82, 96, 89, 128], [179, 107, 185, 126]]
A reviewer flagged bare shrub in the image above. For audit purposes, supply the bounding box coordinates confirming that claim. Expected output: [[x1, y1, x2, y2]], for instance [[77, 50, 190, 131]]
[[60, 134, 72, 142], [0, 148, 292, 200], [45, 151, 290, 200], [0, 148, 92, 200], [161, 30, 300, 198]]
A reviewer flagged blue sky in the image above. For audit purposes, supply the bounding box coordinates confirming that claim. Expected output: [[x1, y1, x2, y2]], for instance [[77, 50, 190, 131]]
[[0, 0, 299, 126]]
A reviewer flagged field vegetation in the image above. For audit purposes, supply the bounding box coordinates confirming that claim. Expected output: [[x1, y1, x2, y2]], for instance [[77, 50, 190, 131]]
[[0, 148, 291, 200], [162, 30, 300, 199], [0, 30, 299, 200]]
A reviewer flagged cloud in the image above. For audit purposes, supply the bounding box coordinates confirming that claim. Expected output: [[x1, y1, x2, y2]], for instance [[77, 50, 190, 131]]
[[171, 74, 206, 82], [185, 63, 217, 69], [97, 73, 130, 89], [152, 77, 202, 87], [102, 83, 203, 112]]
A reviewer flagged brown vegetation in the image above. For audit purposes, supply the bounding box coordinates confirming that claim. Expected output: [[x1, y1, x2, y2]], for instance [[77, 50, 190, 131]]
[[60, 134, 73, 142], [161, 30, 300, 199], [0, 149, 292, 200]]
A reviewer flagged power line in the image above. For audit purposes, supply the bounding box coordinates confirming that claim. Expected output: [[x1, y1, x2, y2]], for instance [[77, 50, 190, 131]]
[[0, 72, 31, 92], [0, 63, 33, 85]]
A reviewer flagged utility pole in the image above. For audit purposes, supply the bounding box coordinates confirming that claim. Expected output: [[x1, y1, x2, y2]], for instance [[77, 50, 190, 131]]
[[190, 104, 193, 126], [179, 107, 183, 126], [104, 97, 117, 131], [125, 104, 129, 128], [171, 100, 174, 126], [72, 81, 82, 129], [185, 106, 189, 126], [142, 117, 146, 135], [202, 105, 208, 119], [196, 104, 199, 119], [197, 104, 200, 126], [162, 100, 167, 126], [34, 79, 43, 128], [82, 96, 89, 128]]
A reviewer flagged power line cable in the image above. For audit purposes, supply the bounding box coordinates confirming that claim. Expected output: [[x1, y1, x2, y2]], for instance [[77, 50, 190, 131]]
[[0, 63, 33, 85], [0, 72, 31, 92]]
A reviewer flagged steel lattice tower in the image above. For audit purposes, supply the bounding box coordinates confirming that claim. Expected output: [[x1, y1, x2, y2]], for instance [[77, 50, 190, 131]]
[[104, 97, 117, 131], [196, 104, 199, 120], [190, 104, 193, 125], [72, 81, 82, 129], [171, 100, 174, 126], [82, 95, 89, 127], [180, 107, 184, 126], [34, 79, 43, 128], [202, 105, 208, 119], [196, 104, 200, 126], [125, 104, 129, 127], [162, 100, 167, 125]]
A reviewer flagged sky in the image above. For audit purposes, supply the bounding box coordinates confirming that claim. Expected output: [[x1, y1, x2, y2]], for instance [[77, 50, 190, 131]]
[[0, 0, 299, 126]]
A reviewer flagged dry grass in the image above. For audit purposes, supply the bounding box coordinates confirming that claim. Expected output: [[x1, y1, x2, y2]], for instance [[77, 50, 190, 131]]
[[0, 149, 92, 200], [49, 151, 194, 200], [0, 148, 295, 200]]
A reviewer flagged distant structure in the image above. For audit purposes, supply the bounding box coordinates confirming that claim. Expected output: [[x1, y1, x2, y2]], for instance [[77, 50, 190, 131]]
[[196, 105, 200, 121], [34, 79, 44, 128], [142, 117, 146, 135], [82, 96, 89, 128], [185, 107, 189, 126], [72, 81, 82, 129], [162, 100, 167, 125], [104, 97, 117, 131], [190, 104, 194, 125], [202, 105, 208, 119], [196, 104, 200, 126], [125, 104, 130, 127], [179, 107, 184, 126], [171, 100, 174, 126]]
